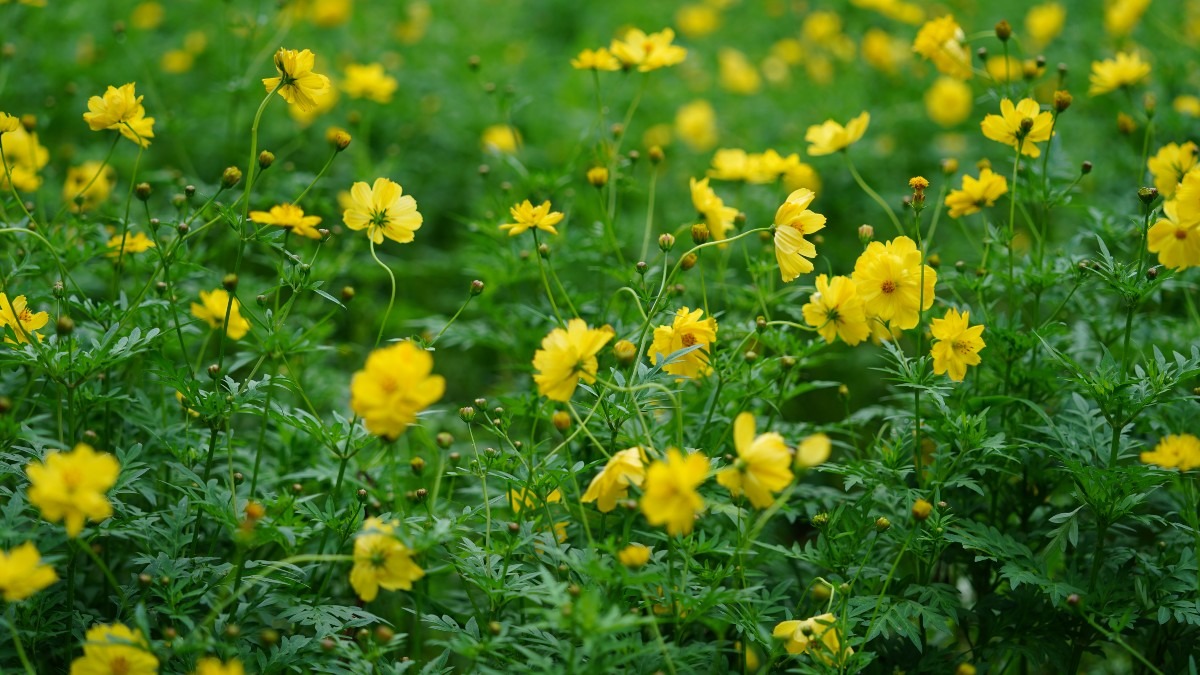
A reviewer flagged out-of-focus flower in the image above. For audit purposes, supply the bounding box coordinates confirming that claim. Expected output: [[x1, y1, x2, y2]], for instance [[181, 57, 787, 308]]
[[350, 341, 445, 440], [191, 289, 251, 340], [718, 48, 761, 95], [26, 443, 119, 538], [1140, 434, 1200, 471], [70, 623, 158, 675], [675, 4, 721, 37], [1174, 95, 1200, 117], [640, 449, 708, 535], [1105, 0, 1151, 37], [610, 27, 687, 72], [796, 433, 832, 468], [912, 15, 972, 80], [481, 124, 520, 154], [617, 543, 652, 568], [861, 28, 909, 75], [343, 63, 398, 104], [676, 100, 718, 152], [105, 232, 157, 259], [582, 447, 646, 512], [717, 412, 793, 508], [925, 77, 972, 127], [350, 518, 424, 602], [192, 658, 246, 675], [571, 48, 620, 71], [1025, 2, 1066, 48], [0, 542, 58, 602], [1089, 51, 1151, 96], [63, 162, 115, 213], [690, 177, 738, 242]]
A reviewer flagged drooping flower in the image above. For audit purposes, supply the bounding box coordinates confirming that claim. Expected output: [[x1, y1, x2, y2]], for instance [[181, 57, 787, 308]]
[[82, 83, 155, 147], [618, 543, 652, 568], [930, 307, 986, 382], [500, 200, 565, 237], [0, 542, 58, 602], [690, 177, 738, 242], [717, 413, 793, 508], [262, 48, 331, 112], [26, 443, 119, 538], [70, 623, 158, 675], [805, 112, 869, 156], [0, 125, 49, 192], [249, 203, 323, 239], [190, 289, 251, 340], [1088, 51, 1151, 96], [531, 319, 612, 401], [350, 341, 445, 440], [0, 293, 49, 344], [1147, 199, 1200, 270], [773, 613, 853, 665], [63, 161, 116, 212], [1147, 142, 1198, 199], [912, 15, 972, 80], [945, 168, 1009, 218], [640, 449, 709, 536], [852, 236, 937, 331], [980, 98, 1055, 158], [649, 307, 718, 378], [105, 232, 157, 259], [570, 47, 620, 71], [349, 518, 424, 602], [192, 658, 245, 675], [581, 447, 647, 512], [342, 63, 398, 104], [1140, 434, 1200, 472], [610, 28, 687, 72], [342, 177, 423, 245], [773, 188, 826, 281], [802, 275, 870, 345]]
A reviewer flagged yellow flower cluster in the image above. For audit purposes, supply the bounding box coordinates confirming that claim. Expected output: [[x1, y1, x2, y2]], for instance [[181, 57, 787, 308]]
[[708, 148, 820, 191]]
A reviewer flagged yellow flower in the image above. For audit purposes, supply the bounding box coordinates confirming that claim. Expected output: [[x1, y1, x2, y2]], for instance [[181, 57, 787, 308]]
[[717, 413, 793, 508], [675, 100, 718, 152], [500, 199, 565, 237], [0, 111, 18, 133], [925, 77, 972, 127], [129, 2, 163, 30], [912, 15, 972, 80], [531, 318, 612, 401], [984, 55, 1023, 83], [570, 47, 620, 71], [852, 236, 937, 331], [773, 188, 826, 281], [640, 449, 709, 536], [342, 177, 423, 245], [250, 203, 323, 239], [350, 341, 445, 440], [783, 160, 822, 193], [1140, 434, 1200, 472], [350, 517, 424, 602], [105, 232, 157, 259], [0, 293, 49, 345], [64, 162, 116, 213], [1025, 2, 1066, 48], [930, 308, 986, 382], [649, 307, 718, 379], [83, 83, 155, 147], [945, 168, 1009, 218], [27, 443, 119, 538], [708, 148, 750, 181], [508, 488, 562, 514], [689, 177, 738, 242], [70, 623, 158, 675], [0, 542, 58, 602], [289, 82, 339, 127], [1089, 52, 1151, 97], [481, 124, 520, 154], [796, 433, 832, 468], [610, 27, 687, 72], [861, 28, 908, 75], [1147, 199, 1200, 271], [192, 658, 244, 675], [342, 63, 398, 104], [773, 613, 853, 665], [718, 48, 761, 95], [262, 48, 331, 112], [581, 447, 647, 512], [190, 289, 251, 340], [161, 50, 194, 74], [980, 98, 1054, 158], [802, 275, 870, 346], [1174, 95, 1200, 117], [805, 112, 869, 156], [0, 125, 49, 192], [1147, 142, 1198, 198], [617, 543, 652, 568], [1105, 0, 1150, 37]]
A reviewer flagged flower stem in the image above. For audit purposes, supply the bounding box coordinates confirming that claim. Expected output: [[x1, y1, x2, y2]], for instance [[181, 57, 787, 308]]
[[532, 229, 566, 325], [6, 606, 36, 675], [369, 240, 397, 349], [845, 153, 903, 235]]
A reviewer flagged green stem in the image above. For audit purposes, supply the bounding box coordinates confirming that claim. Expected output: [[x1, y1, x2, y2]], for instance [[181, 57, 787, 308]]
[[369, 240, 397, 349], [639, 165, 660, 262], [845, 153, 903, 235], [532, 229, 565, 325], [6, 606, 36, 675], [291, 148, 338, 206]]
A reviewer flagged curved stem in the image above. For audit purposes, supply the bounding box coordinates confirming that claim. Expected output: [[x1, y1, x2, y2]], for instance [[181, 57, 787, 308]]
[[291, 148, 338, 206], [369, 240, 397, 349], [845, 153, 903, 235]]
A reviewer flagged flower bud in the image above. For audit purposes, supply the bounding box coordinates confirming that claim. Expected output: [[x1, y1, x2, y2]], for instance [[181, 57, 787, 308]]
[[258, 150, 275, 169], [941, 158, 958, 175], [875, 516, 891, 532], [1138, 187, 1158, 204], [470, 279, 485, 296], [586, 166, 608, 187], [223, 273, 238, 291], [459, 406, 476, 423], [135, 182, 152, 201], [410, 456, 425, 474], [552, 410, 571, 431], [221, 166, 242, 188], [341, 286, 355, 302], [636, 261, 648, 275], [691, 223, 710, 245], [627, 150, 640, 163], [780, 355, 796, 370], [994, 20, 1012, 42], [912, 498, 933, 521], [467, 54, 481, 71], [436, 432, 454, 449], [658, 233, 675, 252], [208, 364, 221, 378], [375, 625, 395, 643], [1081, 161, 1093, 175], [56, 315, 75, 336], [538, 243, 550, 259], [648, 145, 665, 164], [508, 522, 520, 534], [1146, 267, 1158, 280], [811, 513, 829, 528], [1053, 90, 1072, 113], [679, 253, 698, 271], [976, 47, 988, 62], [613, 339, 637, 366], [1117, 112, 1136, 135], [327, 127, 352, 151]]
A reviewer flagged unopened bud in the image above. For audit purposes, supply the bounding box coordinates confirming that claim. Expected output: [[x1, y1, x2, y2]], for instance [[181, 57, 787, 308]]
[[691, 223, 710, 245], [586, 166, 608, 187], [327, 128, 352, 151], [648, 145, 664, 164], [858, 224, 874, 243], [470, 279, 485, 296], [135, 182, 152, 201], [436, 432, 454, 449], [459, 406, 476, 423], [658, 233, 675, 252], [222, 273, 238, 291], [941, 158, 958, 175], [552, 410, 571, 431], [410, 456, 425, 474], [1117, 112, 1136, 135], [56, 315, 75, 336], [341, 286, 355, 301], [207, 364, 220, 378], [1053, 90, 1072, 113], [875, 517, 891, 532], [636, 261, 648, 275], [1019, 117, 1034, 134], [1138, 187, 1158, 204], [538, 243, 550, 259], [994, 20, 1012, 42], [912, 498, 933, 521], [811, 513, 829, 528], [1081, 161, 1093, 175], [1146, 267, 1158, 280], [613, 339, 637, 366], [679, 253, 698, 271], [221, 166, 242, 188]]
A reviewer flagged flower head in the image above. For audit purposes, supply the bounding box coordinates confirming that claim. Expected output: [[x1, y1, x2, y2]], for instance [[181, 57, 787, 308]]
[[0, 542, 58, 602], [925, 77, 973, 127], [481, 124, 520, 154], [1089, 51, 1151, 96], [796, 433, 832, 468], [571, 47, 620, 71], [0, 293, 49, 344], [83, 83, 155, 147], [64, 161, 116, 212], [930, 308, 986, 381], [581, 447, 647, 512], [1140, 434, 1200, 471], [532, 319, 612, 401], [1147, 142, 1198, 199], [773, 613, 853, 665], [610, 28, 687, 72], [980, 98, 1054, 158], [912, 15, 972, 80], [250, 203, 323, 239], [0, 126, 48, 192], [342, 177, 423, 245], [350, 518, 424, 602], [773, 188, 826, 281], [851, 236, 937, 331], [802, 275, 870, 345], [805, 112, 869, 156], [350, 341, 445, 440], [106, 232, 157, 259], [1025, 2, 1066, 48], [192, 658, 245, 675], [500, 200, 565, 237], [618, 543, 652, 568], [1105, 0, 1151, 38], [717, 413, 794, 508], [342, 62, 398, 104], [1147, 198, 1200, 270], [27, 443, 119, 538], [649, 307, 718, 378], [945, 168, 1009, 218], [262, 48, 331, 111], [0, 111, 18, 134], [675, 100, 718, 152], [690, 177, 738, 242], [640, 449, 709, 536], [191, 289, 251, 340], [70, 623, 158, 675]]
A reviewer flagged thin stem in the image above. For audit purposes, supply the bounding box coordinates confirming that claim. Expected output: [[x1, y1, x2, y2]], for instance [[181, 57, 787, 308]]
[[639, 165, 660, 262], [291, 148, 338, 206], [845, 153, 903, 235], [78, 538, 128, 609], [532, 229, 566, 325], [369, 240, 397, 348], [6, 606, 36, 675]]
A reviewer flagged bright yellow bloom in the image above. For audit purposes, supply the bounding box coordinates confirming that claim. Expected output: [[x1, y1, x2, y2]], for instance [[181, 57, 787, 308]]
[[649, 307, 718, 379], [1025, 3, 1066, 48], [0, 542, 58, 602], [717, 413, 793, 508], [250, 203, 323, 239], [342, 63, 398, 104], [718, 48, 761, 95], [640, 449, 708, 536], [481, 124, 520, 154], [570, 47, 620, 71], [1089, 52, 1151, 96], [0, 126, 49, 192], [500, 199, 565, 237], [805, 112, 869, 156], [82, 83, 155, 147], [582, 447, 647, 512], [610, 27, 687, 72], [350, 518, 424, 602], [0, 111, 18, 133], [925, 77, 972, 127], [852, 236, 937, 331], [27, 443, 119, 538], [690, 177, 738, 242], [105, 232, 157, 259], [912, 15, 972, 80], [350, 341, 445, 440], [618, 543, 652, 568], [930, 308, 986, 382], [773, 188, 826, 281], [980, 98, 1055, 158], [675, 100, 718, 152], [342, 177, 423, 245], [946, 168, 1009, 218], [708, 149, 750, 181], [1140, 434, 1200, 472], [70, 623, 158, 675], [1147, 199, 1200, 270], [531, 319, 612, 401], [64, 162, 116, 213], [262, 48, 331, 112], [191, 289, 251, 340], [1147, 142, 1198, 198], [0, 293, 49, 345], [192, 658, 245, 675], [1105, 0, 1150, 37], [802, 275, 870, 345], [796, 433, 832, 468], [773, 613, 853, 665]]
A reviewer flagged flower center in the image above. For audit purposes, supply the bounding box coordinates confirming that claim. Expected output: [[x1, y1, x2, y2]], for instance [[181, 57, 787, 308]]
[[880, 280, 897, 294], [953, 340, 974, 355], [378, 375, 398, 394], [370, 208, 391, 228], [18, 308, 33, 322], [62, 467, 83, 489], [681, 333, 697, 347], [1175, 229, 1188, 240], [110, 657, 131, 675]]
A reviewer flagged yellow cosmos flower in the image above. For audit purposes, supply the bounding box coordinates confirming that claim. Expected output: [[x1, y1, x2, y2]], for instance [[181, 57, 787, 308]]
[[980, 98, 1054, 158], [27, 443, 119, 538], [925, 77, 972, 127], [0, 293, 49, 344], [571, 47, 620, 71], [1025, 2, 1066, 48], [1147, 199, 1200, 271], [509, 488, 562, 514], [1088, 51, 1151, 96], [802, 274, 870, 345], [617, 543, 652, 568], [689, 177, 738, 242], [342, 63, 398, 104], [912, 15, 972, 80], [1140, 434, 1200, 472], [610, 27, 687, 72], [342, 177, 423, 245], [945, 168, 1009, 218], [640, 449, 709, 536], [64, 161, 117, 213], [250, 203, 323, 239], [192, 658, 245, 675], [531, 319, 612, 401], [773, 613, 853, 665], [191, 289, 251, 340], [0, 126, 49, 192], [70, 623, 158, 675], [350, 517, 425, 602], [0, 111, 18, 133], [718, 47, 761, 95], [796, 433, 832, 468], [852, 236, 937, 331], [649, 307, 718, 379], [481, 124, 520, 154], [1147, 142, 1198, 199], [930, 307, 986, 382], [717, 413, 793, 509], [83, 83, 155, 147], [262, 48, 331, 112], [676, 4, 720, 37], [805, 112, 869, 156], [500, 199, 565, 237], [708, 148, 750, 181], [1105, 0, 1150, 37], [773, 188, 826, 281], [350, 341, 445, 440], [581, 447, 647, 512], [105, 232, 157, 259], [675, 100, 718, 152], [0, 542, 58, 602]]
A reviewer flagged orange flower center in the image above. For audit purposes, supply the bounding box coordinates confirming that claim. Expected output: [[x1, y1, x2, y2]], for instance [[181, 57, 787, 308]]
[[880, 280, 897, 294], [953, 340, 974, 355], [681, 333, 697, 347], [111, 657, 130, 675], [18, 308, 33, 322], [1176, 229, 1188, 240], [377, 375, 398, 394]]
